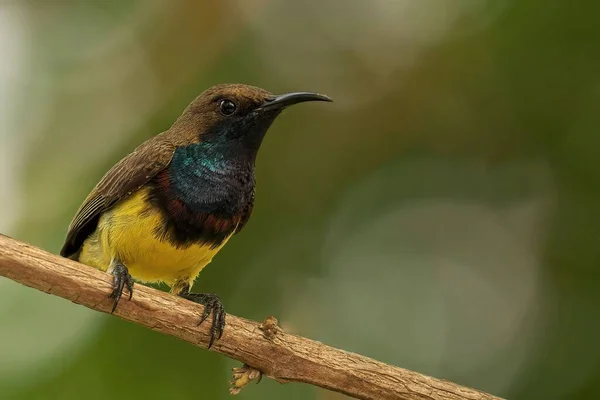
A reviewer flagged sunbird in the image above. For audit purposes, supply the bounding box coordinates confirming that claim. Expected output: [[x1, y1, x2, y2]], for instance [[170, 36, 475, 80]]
[[60, 84, 331, 347]]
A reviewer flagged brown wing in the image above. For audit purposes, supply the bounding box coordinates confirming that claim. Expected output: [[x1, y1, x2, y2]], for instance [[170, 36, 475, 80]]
[[60, 134, 175, 258]]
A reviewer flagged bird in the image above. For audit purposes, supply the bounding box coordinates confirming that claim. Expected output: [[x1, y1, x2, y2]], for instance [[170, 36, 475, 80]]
[[60, 83, 331, 347]]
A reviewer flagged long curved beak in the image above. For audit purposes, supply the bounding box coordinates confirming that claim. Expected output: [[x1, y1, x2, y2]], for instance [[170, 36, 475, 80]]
[[259, 91, 332, 112]]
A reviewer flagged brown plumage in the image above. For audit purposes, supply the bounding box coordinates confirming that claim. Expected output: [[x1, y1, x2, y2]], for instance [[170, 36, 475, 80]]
[[60, 83, 331, 347]]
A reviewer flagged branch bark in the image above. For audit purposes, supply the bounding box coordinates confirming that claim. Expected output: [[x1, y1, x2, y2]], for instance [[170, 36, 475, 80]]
[[0, 234, 502, 400]]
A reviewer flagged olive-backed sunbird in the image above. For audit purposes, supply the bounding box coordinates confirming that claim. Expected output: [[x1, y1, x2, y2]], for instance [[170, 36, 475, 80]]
[[60, 84, 331, 347]]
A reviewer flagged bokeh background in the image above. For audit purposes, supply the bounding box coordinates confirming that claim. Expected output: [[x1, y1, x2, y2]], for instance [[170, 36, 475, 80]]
[[1, 1, 598, 399]]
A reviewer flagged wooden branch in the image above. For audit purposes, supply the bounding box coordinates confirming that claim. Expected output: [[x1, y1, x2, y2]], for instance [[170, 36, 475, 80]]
[[0, 234, 502, 400]]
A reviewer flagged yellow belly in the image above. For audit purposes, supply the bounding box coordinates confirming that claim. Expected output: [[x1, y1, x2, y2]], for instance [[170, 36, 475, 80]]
[[78, 187, 232, 286]]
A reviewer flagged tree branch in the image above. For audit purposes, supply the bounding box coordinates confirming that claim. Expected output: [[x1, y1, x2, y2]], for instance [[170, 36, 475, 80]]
[[0, 234, 502, 400]]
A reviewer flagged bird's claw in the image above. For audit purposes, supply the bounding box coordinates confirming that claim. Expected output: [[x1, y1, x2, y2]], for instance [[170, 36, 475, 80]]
[[180, 292, 226, 348], [108, 263, 134, 313]]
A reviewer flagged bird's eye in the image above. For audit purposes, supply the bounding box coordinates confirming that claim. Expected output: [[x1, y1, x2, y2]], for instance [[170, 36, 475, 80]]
[[218, 99, 237, 116]]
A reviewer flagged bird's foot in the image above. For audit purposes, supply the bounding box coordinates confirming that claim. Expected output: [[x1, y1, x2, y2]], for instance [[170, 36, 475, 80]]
[[179, 291, 226, 348], [108, 262, 134, 313]]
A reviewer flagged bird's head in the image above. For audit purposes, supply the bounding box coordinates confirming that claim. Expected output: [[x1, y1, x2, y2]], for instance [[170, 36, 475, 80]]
[[172, 83, 332, 161]]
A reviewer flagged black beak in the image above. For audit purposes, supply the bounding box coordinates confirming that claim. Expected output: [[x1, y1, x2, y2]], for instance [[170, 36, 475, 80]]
[[259, 91, 332, 112]]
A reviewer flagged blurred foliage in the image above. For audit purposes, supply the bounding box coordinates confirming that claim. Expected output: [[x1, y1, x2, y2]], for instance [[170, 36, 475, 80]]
[[1, 1, 600, 399]]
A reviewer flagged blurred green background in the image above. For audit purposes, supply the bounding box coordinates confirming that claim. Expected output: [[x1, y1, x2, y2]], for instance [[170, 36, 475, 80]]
[[1, 1, 599, 399]]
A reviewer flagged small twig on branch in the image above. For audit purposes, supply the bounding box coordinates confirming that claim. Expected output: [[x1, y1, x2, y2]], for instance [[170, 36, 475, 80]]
[[0, 234, 502, 400]]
